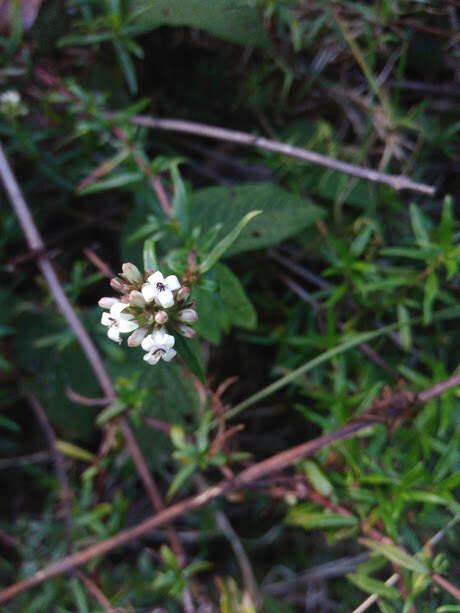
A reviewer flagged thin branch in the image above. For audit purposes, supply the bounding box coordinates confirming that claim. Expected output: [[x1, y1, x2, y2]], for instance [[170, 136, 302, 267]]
[[1, 376, 459, 604], [75, 571, 115, 613], [124, 114, 436, 195], [0, 141, 193, 608]]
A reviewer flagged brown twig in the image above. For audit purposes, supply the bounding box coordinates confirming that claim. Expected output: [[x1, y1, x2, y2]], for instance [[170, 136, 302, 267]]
[[75, 571, 115, 613], [0, 141, 193, 610], [1, 376, 459, 604], [123, 114, 436, 195]]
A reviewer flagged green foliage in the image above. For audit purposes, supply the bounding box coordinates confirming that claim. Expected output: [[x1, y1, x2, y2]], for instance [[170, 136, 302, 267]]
[[1, 0, 460, 611], [129, 0, 271, 47]]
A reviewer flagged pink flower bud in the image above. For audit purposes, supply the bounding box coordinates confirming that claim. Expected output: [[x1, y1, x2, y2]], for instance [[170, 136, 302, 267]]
[[178, 325, 196, 338], [127, 327, 149, 347], [178, 308, 198, 323], [155, 310, 168, 324], [176, 286, 190, 302], [121, 263, 142, 284], [129, 290, 146, 308], [98, 297, 119, 309], [110, 277, 127, 292]]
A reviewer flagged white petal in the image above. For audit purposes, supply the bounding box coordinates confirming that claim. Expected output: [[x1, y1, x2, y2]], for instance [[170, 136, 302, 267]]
[[141, 334, 155, 351], [141, 283, 156, 303], [98, 297, 119, 309], [163, 333, 175, 349], [144, 351, 161, 365], [101, 312, 112, 327], [165, 275, 180, 291], [107, 326, 120, 343], [119, 319, 139, 333], [156, 289, 174, 308], [147, 271, 164, 285], [110, 302, 127, 316], [163, 348, 177, 362]]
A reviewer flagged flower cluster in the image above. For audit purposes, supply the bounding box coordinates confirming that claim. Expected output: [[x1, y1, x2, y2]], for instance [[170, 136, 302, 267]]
[[0, 90, 28, 119], [99, 264, 198, 365]]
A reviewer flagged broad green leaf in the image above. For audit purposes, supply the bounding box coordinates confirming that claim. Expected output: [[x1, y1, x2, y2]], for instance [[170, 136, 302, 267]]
[[361, 539, 429, 574], [143, 239, 159, 272], [199, 210, 261, 273], [215, 262, 257, 329], [192, 286, 227, 344], [14, 310, 100, 440], [347, 573, 401, 600], [191, 183, 323, 256], [287, 507, 359, 529], [173, 334, 206, 383], [129, 0, 270, 47]]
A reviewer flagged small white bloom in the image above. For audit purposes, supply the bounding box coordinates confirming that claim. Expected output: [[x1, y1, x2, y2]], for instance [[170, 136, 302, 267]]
[[141, 271, 181, 309], [141, 328, 176, 365], [101, 302, 139, 344], [128, 290, 146, 308], [0, 90, 27, 118], [127, 326, 149, 347]]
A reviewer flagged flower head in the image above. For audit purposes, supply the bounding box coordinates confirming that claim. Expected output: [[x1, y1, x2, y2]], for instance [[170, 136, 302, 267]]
[[142, 271, 181, 309], [141, 328, 176, 365], [101, 302, 139, 344], [0, 90, 28, 119]]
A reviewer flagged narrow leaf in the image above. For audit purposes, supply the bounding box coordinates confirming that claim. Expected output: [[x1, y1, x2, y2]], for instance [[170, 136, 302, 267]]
[[347, 573, 401, 600], [55, 440, 95, 463], [199, 210, 261, 273], [361, 539, 429, 574], [143, 239, 159, 272]]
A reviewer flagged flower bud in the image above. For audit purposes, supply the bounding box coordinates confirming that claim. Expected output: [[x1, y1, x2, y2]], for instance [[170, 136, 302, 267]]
[[176, 286, 190, 302], [178, 308, 198, 323], [155, 310, 168, 325], [98, 297, 119, 309], [121, 263, 142, 284], [129, 290, 146, 308], [127, 327, 149, 347], [110, 277, 127, 292], [177, 325, 196, 338]]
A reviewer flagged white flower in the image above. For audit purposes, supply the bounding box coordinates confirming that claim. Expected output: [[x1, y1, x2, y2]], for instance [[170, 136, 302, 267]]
[[0, 90, 20, 105], [141, 328, 176, 365], [0, 90, 27, 118], [141, 271, 181, 309], [101, 302, 139, 343]]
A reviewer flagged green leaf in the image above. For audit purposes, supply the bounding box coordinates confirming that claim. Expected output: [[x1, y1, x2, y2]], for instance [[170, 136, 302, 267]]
[[191, 183, 323, 256], [397, 304, 412, 351], [143, 239, 159, 272], [129, 0, 271, 47], [96, 399, 127, 426], [423, 272, 438, 324], [55, 440, 96, 463], [173, 334, 206, 383], [350, 225, 373, 256], [361, 539, 429, 574], [287, 506, 359, 529], [78, 171, 142, 194], [215, 263, 257, 330], [410, 203, 430, 246], [302, 461, 333, 496], [347, 573, 401, 600], [167, 461, 197, 499], [199, 211, 261, 273]]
